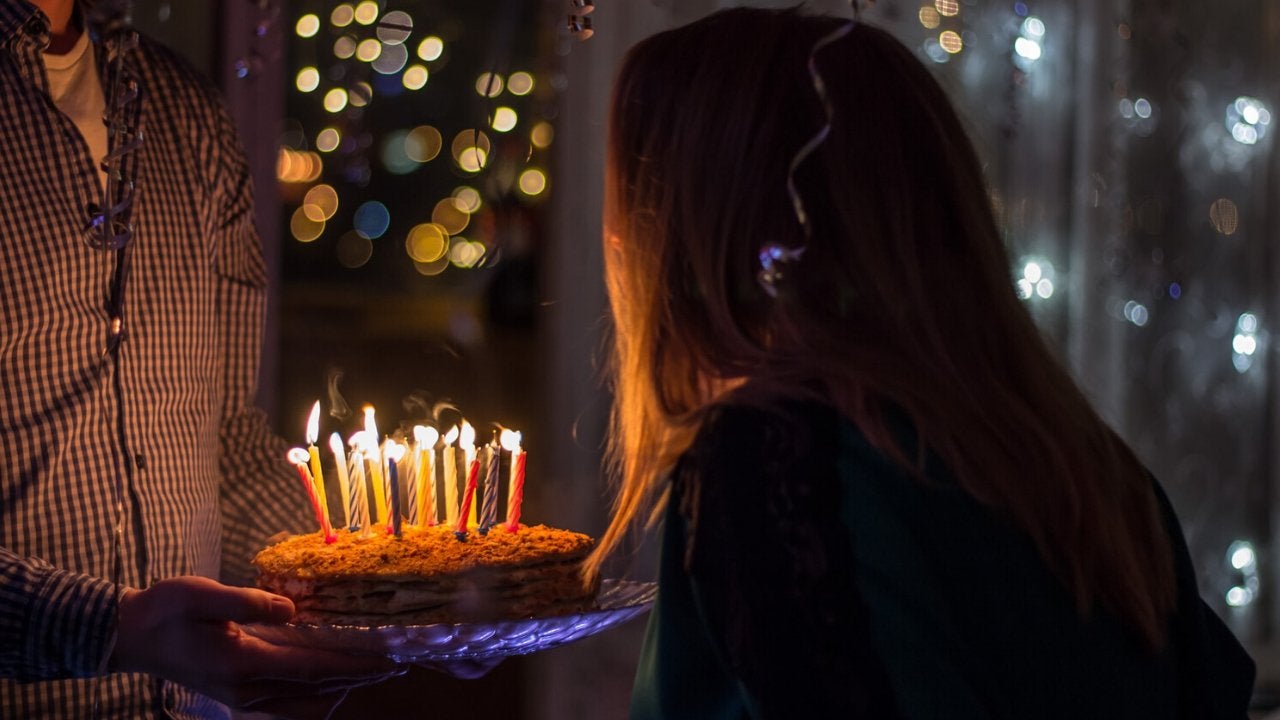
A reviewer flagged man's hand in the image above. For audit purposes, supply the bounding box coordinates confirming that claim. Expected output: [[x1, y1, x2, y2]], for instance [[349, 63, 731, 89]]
[[112, 576, 404, 719]]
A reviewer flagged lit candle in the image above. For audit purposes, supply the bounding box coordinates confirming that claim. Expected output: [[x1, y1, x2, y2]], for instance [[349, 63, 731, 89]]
[[305, 401, 332, 530], [455, 450, 481, 537], [442, 425, 460, 526], [460, 420, 478, 528], [346, 432, 370, 533], [363, 406, 387, 524], [328, 432, 351, 529], [385, 440, 406, 538], [502, 430, 526, 532], [414, 425, 439, 526], [288, 447, 336, 543], [479, 439, 501, 534]]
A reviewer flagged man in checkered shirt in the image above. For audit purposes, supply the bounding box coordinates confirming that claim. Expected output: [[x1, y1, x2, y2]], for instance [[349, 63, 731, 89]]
[[0, 0, 399, 717]]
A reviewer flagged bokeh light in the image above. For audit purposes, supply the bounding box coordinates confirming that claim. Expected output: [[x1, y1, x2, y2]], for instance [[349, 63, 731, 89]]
[[918, 6, 940, 29], [303, 184, 340, 222], [405, 125, 442, 162], [935, 0, 959, 17], [491, 107, 518, 133], [939, 30, 963, 54], [295, 14, 320, 38], [354, 0, 379, 25], [376, 10, 413, 45], [356, 38, 383, 62], [531, 122, 554, 149], [349, 81, 373, 108], [1227, 96, 1270, 145], [414, 256, 449, 276], [507, 72, 534, 96], [316, 127, 341, 153], [336, 230, 373, 268], [418, 36, 444, 61], [432, 198, 470, 234], [381, 129, 418, 174], [405, 223, 449, 263], [373, 43, 409, 74], [323, 88, 349, 113], [290, 206, 325, 243], [475, 72, 503, 97], [354, 200, 391, 239], [277, 148, 323, 183], [1210, 198, 1239, 235], [518, 168, 547, 196], [449, 239, 486, 268], [452, 186, 482, 214], [295, 67, 320, 93], [330, 4, 354, 28], [452, 130, 491, 173], [403, 65, 429, 90], [334, 35, 356, 60]]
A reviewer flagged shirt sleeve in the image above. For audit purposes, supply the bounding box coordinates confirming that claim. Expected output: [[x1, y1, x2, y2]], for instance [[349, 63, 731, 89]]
[[0, 546, 119, 680], [673, 401, 897, 718], [207, 94, 313, 587]]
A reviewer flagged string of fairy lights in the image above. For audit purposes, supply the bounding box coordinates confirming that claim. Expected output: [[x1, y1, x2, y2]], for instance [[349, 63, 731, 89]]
[[890, 0, 1273, 617], [279, 1, 556, 277]]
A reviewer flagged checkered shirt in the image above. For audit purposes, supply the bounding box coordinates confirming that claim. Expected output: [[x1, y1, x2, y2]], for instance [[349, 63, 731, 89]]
[[0, 1, 313, 717]]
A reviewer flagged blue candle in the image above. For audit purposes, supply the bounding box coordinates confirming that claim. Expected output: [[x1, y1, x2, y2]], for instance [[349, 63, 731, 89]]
[[385, 440, 406, 538]]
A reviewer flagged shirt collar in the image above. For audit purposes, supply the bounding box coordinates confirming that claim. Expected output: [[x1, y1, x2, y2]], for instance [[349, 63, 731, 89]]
[[0, 0, 46, 48]]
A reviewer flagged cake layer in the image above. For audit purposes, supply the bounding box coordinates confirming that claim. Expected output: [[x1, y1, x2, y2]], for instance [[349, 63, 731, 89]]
[[253, 524, 598, 625]]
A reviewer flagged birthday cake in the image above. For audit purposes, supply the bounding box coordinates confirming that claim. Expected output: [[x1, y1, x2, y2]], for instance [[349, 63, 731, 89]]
[[252, 524, 598, 625]]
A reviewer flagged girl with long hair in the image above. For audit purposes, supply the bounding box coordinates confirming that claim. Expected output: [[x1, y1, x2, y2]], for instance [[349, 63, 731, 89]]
[[587, 7, 1254, 718]]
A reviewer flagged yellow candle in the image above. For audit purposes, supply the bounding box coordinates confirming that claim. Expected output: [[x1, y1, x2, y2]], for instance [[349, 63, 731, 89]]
[[501, 428, 522, 509], [442, 425, 459, 526], [305, 401, 331, 528], [460, 421, 477, 528], [363, 406, 388, 524], [328, 432, 351, 527], [414, 425, 439, 525]]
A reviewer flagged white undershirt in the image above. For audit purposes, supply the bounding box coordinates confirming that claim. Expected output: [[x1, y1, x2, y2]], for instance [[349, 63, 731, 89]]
[[43, 29, 109, 190]]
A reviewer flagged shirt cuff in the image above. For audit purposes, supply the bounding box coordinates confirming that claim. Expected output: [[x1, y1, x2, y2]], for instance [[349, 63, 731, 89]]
[[26, 567, 120, 680]]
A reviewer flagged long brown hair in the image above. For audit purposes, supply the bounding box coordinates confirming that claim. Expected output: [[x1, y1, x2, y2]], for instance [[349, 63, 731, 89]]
[[586, 7, 1176, 649]]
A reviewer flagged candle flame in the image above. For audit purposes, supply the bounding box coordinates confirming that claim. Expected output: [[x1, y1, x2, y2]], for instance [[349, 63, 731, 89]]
[[363, 404, 379, 440], [414, 424, 439, 447], [328, 432, 345, 454], [385, 439, 406, 462], [348, 430, 367, 449], [443, 425, 459, 445], [499, 428, 522, 452], [287, 447, 311, 465], [306, 401, 321, 445], [459, 420, 475, 449]]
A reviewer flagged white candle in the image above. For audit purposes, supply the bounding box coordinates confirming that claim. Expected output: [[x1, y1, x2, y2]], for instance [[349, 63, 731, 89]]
[[442, 425, 459, 526], [460, 421, 477, 527], [328, 432, 351, 530]]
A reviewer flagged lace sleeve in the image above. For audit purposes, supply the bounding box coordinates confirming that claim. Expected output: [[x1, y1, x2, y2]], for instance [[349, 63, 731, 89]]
[[674, 401, 895, 718]]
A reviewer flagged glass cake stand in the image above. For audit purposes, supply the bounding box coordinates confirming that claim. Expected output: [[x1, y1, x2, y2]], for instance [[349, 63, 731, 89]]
[[242, 579, 656, 662]]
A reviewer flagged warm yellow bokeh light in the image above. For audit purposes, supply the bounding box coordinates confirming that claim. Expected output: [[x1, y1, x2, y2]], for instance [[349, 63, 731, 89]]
[[354, 0, 379, 25], [1210, 198, 1239, 235], [331, 4, 354, 27], [316, 127, 341, 153], [303, 184, 339, 221], [475, 72, 503, 97], [939, 30, 962, 54], [403, 64, 429, 90], [418, 36, 444, 61], [356, 38, 382, 62], [456, 147, 487, 172], [414, 257, 449, 276], [295, 67, 320, 93], [405, 125, 442, 162], [277, 149, 323, 184], [507, 71, 534, 96], [530, 121, 554, 149], [452, 186, 482, 214], [451, 129, 490, 158], [323, 88, 349, 113], [449, 240, 485, 268], [918, 6, 940, 28], [334, 36, 356, 59], [405, 223, 449, 263], [490, 107, 518, 133], [296, 14, 320, 38], [290, 206, 325, 242], [518, 168, 547, 196], [432, 198, 470, 235], [935, 0, 959, 16]]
